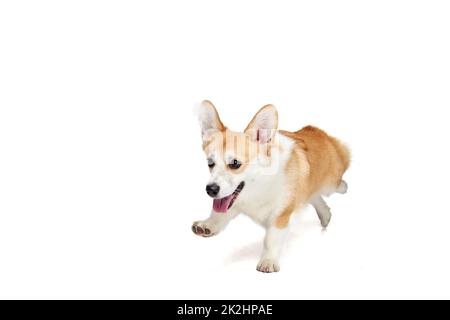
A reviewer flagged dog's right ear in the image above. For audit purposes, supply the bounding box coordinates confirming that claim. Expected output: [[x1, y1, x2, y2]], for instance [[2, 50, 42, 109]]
[[197, 100, 226, 142], [244, 104, 278, 144]]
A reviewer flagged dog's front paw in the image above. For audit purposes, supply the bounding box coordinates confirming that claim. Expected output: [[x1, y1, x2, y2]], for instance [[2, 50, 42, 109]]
[[256, 259, 280, 273], [191, 221, 217, 237]]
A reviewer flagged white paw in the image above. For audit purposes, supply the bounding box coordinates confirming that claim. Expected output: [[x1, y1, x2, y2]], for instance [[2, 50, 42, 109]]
[[336, 180, 348, 194], [191, 220, 218, 237], [256, 259, 280, 273], [318, 210, 331, 228]]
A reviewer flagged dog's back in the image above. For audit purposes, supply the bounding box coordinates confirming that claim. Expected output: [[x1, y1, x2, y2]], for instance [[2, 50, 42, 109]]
[[280, 125, 350, 197]]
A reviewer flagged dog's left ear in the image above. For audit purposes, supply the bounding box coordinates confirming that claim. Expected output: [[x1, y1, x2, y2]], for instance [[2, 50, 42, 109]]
[[198, 100, 226, 142], [244, 104, 278, 143]]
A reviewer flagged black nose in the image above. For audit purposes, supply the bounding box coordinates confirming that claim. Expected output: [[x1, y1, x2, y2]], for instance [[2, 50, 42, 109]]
[[206, 183, 220, 197]]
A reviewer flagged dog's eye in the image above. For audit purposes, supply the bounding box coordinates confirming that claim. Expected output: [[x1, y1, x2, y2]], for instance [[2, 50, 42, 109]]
[[228, 159, 241, 170], [207, 159, 215, 168]]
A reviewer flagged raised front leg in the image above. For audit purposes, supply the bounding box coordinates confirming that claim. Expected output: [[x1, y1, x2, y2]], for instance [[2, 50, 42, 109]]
[[192, 209, 239, 237], [256, 225, 289, 273]]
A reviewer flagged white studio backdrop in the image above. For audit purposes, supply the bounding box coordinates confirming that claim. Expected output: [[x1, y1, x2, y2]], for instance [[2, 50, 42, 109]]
[[0, 1, 449, 299]]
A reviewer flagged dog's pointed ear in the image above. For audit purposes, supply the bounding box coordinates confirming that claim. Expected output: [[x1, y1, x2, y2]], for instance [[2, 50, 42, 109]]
[[244, 104, 278, 143], [198, 100, 225, 142]]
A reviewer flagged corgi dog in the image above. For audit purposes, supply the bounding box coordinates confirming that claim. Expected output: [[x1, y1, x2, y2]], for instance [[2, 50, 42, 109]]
[[192, 100, 351, 273]]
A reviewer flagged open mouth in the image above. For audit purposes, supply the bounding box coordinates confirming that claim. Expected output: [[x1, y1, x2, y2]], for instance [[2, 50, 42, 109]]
[[212, 181, 245, 213]]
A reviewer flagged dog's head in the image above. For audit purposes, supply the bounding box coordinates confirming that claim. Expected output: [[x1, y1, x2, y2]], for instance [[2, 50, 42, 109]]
[[197, 100, 278, 213]]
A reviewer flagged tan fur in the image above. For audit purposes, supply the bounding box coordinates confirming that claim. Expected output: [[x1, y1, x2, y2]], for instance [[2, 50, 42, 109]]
[[276, 126, 351, 228], [203, 102, 278, 168], [203, 130, 258, 173], [275, 147, 302, 228]]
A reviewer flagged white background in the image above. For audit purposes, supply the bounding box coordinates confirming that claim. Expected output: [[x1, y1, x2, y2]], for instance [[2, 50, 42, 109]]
[[1, 1, 449, 299]]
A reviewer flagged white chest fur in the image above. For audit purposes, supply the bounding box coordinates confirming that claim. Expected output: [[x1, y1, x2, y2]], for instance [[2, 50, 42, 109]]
[[234, 133, 295, 226]]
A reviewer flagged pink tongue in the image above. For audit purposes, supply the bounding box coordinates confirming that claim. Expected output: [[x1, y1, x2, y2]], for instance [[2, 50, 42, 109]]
[[213, 194, 234, 213]]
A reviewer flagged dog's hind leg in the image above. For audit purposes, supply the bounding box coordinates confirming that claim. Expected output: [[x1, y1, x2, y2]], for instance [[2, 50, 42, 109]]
[[311, 196, 332, 228], [336, 180, 348, 194]]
